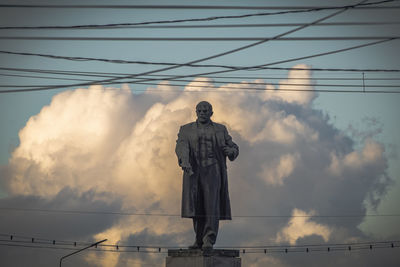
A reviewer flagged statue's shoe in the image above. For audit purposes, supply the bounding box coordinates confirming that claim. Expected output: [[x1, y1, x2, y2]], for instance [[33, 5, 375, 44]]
[[189, 241, 202, 249], [201, 240, 213, 251]]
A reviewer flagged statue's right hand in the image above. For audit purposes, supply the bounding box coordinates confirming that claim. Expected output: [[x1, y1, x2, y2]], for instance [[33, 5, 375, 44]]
[[181, 164, 194, 176]]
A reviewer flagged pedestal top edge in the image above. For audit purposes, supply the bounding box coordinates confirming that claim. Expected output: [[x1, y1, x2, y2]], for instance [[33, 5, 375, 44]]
[[167, 248, 240, 257]]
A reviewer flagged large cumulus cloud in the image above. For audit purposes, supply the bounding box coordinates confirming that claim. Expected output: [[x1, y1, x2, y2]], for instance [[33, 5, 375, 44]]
[[0, 65, 395, 266]]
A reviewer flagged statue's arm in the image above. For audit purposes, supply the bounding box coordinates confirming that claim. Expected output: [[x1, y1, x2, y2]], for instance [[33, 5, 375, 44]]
[[175, 126, 191, 168], [224, 126, 239, 161]]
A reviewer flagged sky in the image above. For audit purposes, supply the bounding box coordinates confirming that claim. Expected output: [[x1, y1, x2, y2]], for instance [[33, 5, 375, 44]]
[[0, 0, 399, 266]]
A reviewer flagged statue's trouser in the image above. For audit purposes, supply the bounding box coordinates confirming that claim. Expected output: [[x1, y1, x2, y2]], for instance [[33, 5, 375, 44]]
[[193, 163, 221, 246]]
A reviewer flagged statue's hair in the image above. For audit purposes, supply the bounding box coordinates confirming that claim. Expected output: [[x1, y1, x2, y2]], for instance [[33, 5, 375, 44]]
[[196, 101, 213, 112]]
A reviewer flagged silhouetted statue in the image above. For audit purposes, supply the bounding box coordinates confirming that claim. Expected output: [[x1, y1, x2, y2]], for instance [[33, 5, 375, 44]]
[[176, 101, 239, 250]]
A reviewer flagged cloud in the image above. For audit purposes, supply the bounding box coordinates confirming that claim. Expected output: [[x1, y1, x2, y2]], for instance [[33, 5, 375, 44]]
[[0, 187, 123, 267], [328, 139, 385, 176], [276, 209, 332, 245], [0, 187, 122, 239], [0, 64, 394, 266], [276, 64, 315, 105], [259, 153, 299, 185]]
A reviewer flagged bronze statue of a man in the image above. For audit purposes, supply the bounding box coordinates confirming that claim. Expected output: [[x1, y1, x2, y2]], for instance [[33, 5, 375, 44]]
[[175, 101, 239, 250]]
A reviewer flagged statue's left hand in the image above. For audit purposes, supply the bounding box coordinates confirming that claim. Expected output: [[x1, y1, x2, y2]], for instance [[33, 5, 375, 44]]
[[223, 146, 235, 157]]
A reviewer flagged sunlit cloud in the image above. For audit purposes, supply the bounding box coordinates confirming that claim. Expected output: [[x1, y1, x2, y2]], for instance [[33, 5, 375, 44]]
[[259, 153, 299, 185], [276, 209, 332, 245]]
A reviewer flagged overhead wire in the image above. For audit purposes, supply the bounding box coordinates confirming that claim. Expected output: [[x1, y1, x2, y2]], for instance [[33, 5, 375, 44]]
[[0, 243, 163, 254], [2, 81, 399, 94], [132, 38, 398, 86], [2, 233, 399, 249], [2, 39, 399, 94], [1, 207, 399, 218], [0, 3, 399, 10], [90, 1, 398, 85], [0, 2, 367, 93], [0, 241, 398, 254], [2, 50, 400, 74], [0, 234, 398, 254], [0, 50, 209, 67], [1, 66, 399, 77], [1, 36, 399, 41], [1, 72, 400, 83], [23, 36, 388, 90], [0, 72, 97, 82], [0, 0, 396, 30], [1, 71, 399, 82], [1, 2, 396, 94], [2, 22, 400, 30], [2, 80, 400, 89]]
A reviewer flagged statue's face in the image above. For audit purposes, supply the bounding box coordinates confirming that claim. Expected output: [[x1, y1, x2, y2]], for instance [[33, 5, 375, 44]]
[[196, 104, 212, 124]]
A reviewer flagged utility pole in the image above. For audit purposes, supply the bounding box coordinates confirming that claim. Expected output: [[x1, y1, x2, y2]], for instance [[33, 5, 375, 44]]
[[59, 239, 107, 267]]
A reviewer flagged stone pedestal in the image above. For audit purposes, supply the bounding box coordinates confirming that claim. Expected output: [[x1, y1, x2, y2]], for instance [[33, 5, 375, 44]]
[[166, 249, 241, 267]]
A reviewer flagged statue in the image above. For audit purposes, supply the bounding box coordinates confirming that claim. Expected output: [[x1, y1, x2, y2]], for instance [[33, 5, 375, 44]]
[[175, 101, 239, 250]]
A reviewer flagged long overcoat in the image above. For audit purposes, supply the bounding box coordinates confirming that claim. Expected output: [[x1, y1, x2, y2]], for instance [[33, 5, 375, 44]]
[[175, 121, 239, 220]]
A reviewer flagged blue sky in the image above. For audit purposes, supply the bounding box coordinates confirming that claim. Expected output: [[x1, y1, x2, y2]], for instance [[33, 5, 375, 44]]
[[0, 1, 399, 266]]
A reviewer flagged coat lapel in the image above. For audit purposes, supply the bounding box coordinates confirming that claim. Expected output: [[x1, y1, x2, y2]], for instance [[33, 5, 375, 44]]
[[190, 122, 199, 164]]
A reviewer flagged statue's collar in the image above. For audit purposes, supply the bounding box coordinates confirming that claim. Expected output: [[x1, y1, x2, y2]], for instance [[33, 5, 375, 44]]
[[196, 119, 213, 128]]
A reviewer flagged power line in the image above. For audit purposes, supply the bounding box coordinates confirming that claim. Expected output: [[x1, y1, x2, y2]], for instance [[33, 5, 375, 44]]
[[0, 9, 341, 30], [2, 233, 399, 249], [1, 36, 399, 41], [0, 243, 80, 251], [0, 242, 164, 254], [145, 77, 400, 84], [0, 2, 386, 94], [0, 241, 398, 254], [1, 37, 398, 94], [137, 38, 398, 85], [1, 67, 399, 78], [0, 50, 202, 67], [0, 235, 398, 254], [0, 0, 394, 30], [0, 3, 398, 10], [0, 4, 360, 94], [3, 22, 400, 30], [1, 207, 399, 218], [0, 73, 98, 82], [3, 50, 400, 74], [245, 40, 400, 72], [2, 80, 400, 89], [2, 72, 399, 85], [1, 72, 400, 83], [3, 68, 400, 94], [2, 81, 399, 94]]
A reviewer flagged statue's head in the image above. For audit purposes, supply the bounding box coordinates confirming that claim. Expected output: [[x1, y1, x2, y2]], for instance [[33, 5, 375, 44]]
[[196, 101, 213, 124]]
